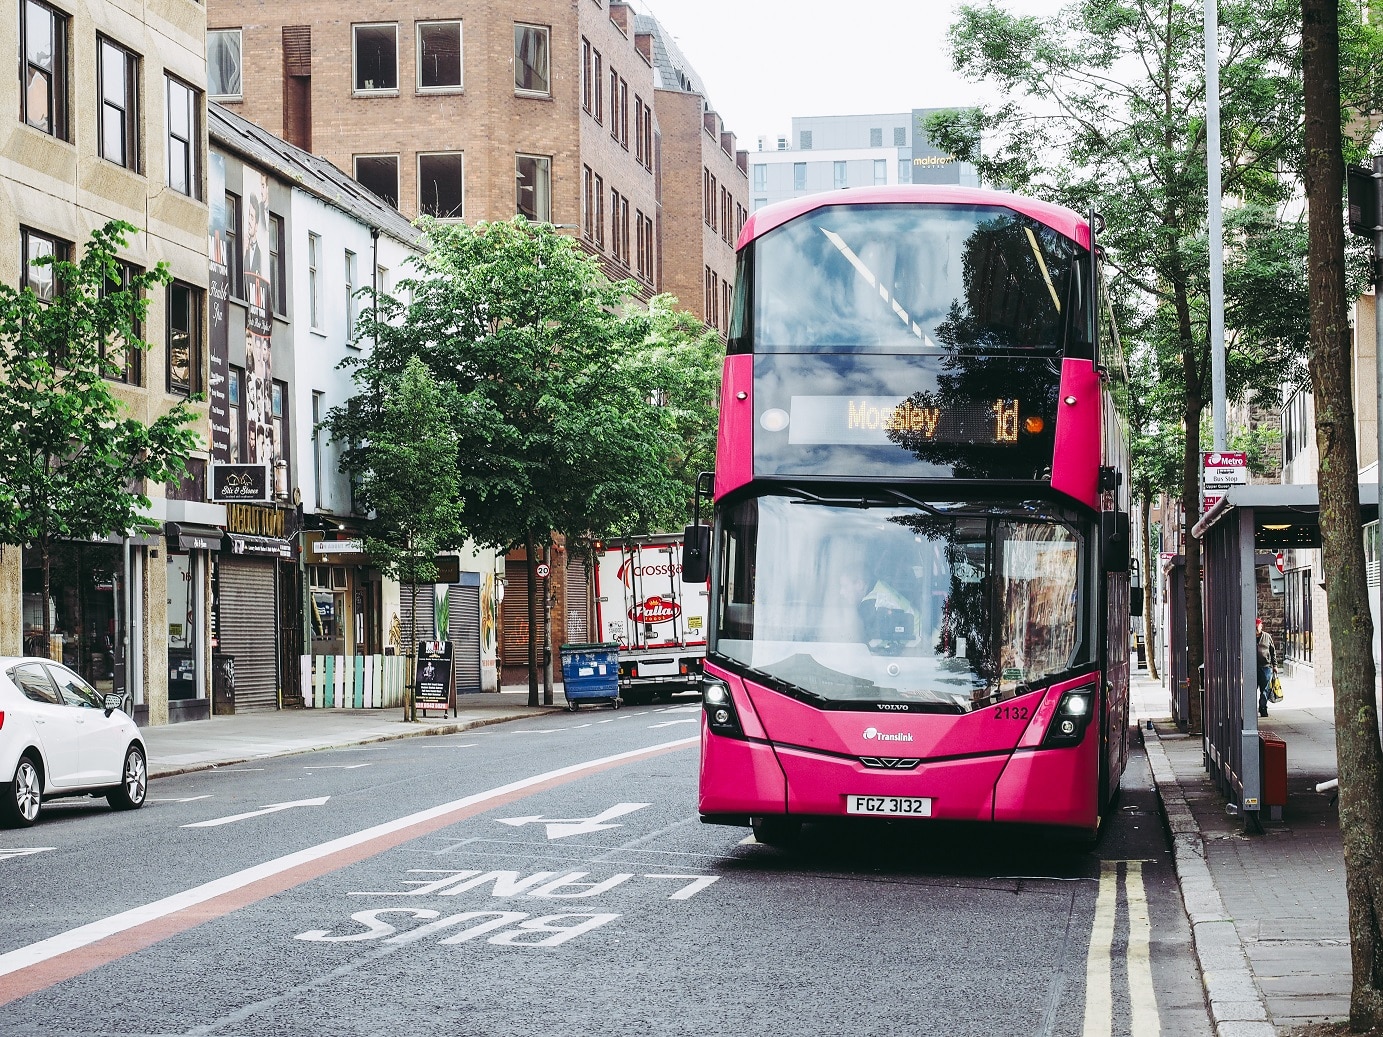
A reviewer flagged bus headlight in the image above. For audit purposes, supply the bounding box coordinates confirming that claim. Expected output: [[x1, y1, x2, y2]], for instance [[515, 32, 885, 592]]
[[1043, 687, 1096, 748], [701, 679, 743, 738]]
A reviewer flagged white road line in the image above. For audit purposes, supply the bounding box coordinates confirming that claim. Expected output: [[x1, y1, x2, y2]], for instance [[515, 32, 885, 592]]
[[1082, 861, 1117, 1037], [0, 848, 54, 861], [182, 797, 331, 829], [1125, 861, 1161, 1036], [0, 735, 698, 979], [148, 796, 213, 803]]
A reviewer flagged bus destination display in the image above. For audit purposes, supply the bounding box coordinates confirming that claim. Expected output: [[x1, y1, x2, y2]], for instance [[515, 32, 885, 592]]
[[777, 395, 1033, 446]]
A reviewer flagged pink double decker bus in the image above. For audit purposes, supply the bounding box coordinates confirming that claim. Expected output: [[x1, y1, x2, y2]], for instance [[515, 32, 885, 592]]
[[685, 185, 1131, 846]]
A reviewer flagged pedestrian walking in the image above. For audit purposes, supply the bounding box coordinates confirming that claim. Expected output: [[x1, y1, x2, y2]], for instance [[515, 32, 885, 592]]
[[1255, 617, 1277, 717]]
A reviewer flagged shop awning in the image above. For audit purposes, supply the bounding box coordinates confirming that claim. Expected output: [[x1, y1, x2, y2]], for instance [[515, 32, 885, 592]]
[[165, 522, 224, 551]]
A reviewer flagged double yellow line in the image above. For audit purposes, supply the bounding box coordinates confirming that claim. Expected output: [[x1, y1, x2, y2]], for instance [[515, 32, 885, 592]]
[[1084, 860, 1160, 1036]]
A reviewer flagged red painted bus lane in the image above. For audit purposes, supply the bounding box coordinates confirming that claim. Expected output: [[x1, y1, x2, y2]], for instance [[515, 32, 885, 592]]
[[0, 736, 698, 1007]]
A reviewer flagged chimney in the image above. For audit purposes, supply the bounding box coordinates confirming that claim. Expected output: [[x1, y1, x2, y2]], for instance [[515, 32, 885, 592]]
[[635, 31, 653, 63]]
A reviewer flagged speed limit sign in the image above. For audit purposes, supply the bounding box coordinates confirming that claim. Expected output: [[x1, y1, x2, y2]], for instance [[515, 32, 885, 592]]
[[535, 562, 550, 578]]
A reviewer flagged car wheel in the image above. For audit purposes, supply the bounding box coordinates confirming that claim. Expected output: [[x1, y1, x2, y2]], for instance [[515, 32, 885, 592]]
[[106, 744, 147, 811], [1, 754, 43, 828]]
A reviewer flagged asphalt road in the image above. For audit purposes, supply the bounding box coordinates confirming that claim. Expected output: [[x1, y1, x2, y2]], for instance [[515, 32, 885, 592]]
[[0, 702, 1213, 1037]]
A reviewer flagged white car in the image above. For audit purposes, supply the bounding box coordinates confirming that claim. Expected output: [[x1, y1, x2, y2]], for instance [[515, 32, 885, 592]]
[[0, 656, 147, 827]]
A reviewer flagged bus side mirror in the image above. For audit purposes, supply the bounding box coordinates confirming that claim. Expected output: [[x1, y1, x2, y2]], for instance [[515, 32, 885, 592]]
[[1101, 512, 1130, 572], [682, 524, 710, 584], [1129, 586, 1144, 615]]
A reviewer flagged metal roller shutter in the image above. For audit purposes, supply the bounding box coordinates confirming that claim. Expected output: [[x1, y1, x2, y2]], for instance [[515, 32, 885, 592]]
[[453, 585, 481, 694], [397, 586, 436, 649], [565, 554, 591, 643], [217, 557, 279, 712]]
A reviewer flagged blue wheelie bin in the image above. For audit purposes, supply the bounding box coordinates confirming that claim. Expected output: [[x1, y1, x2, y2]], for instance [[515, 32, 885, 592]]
[[559, 642, 622, 711]]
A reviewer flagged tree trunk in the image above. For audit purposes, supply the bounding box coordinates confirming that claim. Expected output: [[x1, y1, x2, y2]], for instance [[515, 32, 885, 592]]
[[526, 531, 539, 708], [1303, 1, 1383, 1028], [40, 538, 52, 661], [1181, 371, 1205, 733], [1141, 494, 1160, 681], [541, 541, 553, 706], [407, 571, 418, 722]]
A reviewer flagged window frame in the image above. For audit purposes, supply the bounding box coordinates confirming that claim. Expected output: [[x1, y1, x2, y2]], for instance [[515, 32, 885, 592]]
[[99, 257, 143, 386], [20, 0, 68, 139], [416, 19, 462, 93], [352, 22, 399, 95], [417, 151, 464, 220], [207, 27, 242, 101], [166, 279, 202, 396], [20, 224, 67, 303], [513, 23, 550, 97], [354, 153, 399, 208], [515, 153, 551, 222], [165, 73, 200, 199], [344, 249, 357, 344], [97, 34, 138, 171], [268, 212, 287, 316], [307, 231, 321, 330], [225, 190, 243, 299]]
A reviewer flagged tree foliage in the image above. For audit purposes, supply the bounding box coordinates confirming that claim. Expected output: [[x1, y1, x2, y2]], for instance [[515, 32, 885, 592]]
[[0, 221, 198, 652], [936, 0, 1383, 729]]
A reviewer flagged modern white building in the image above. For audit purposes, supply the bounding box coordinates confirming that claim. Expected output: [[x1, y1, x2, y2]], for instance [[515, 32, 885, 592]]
[[749, 109, 979, 210]]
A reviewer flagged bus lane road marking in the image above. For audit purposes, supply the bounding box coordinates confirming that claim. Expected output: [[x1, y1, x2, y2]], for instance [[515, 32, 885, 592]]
[[0, 735, 698, 1007], [496, 803, 650, 839], [0, 848, 54, 862], [182, 797, 331, 829], [1083, 860, 1159, 1037]]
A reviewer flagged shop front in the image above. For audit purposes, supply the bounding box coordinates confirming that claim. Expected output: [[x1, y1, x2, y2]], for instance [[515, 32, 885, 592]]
[[215, 503, 300, 713], [165, 522, 221, 723]]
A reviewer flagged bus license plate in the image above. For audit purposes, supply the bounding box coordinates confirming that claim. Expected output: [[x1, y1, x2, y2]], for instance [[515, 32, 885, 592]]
[[846, 795, 932, 817]]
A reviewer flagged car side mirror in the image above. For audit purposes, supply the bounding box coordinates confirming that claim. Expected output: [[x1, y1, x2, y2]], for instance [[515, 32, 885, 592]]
[[104, 692, 122, 717], [682, 524, 710, 584]]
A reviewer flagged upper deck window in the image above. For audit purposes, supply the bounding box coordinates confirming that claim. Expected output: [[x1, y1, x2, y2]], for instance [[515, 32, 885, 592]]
[[732, 203, 1082, 355]]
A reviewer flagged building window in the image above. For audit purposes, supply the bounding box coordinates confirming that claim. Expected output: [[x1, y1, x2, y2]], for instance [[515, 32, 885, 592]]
[[894, 126, 907, 147], [870, 127, 883, 148], [271, 379, 288, 469], [417, 20, 461, 91], [225, 191, 243, 299], [166, 75, 199, 198], [834, 161, 847, 189], [593, 49, 602, 124], [21, 0, 67, 138], [753, 164, 766, 192], [207, 28, 242, 100], [307, 232, 321, 329], [100, 259, 142, 385], [898, 159, 911, 184], [793, 162, 806, 192], [167, 280, 201, 395], [228, 365, 243, 461], [617, 76, 628, 147], [354, 154, 399, 207], [354, 23, 398, 92], [418, 152, 463, 218], [636, 210, 654, 284], [582, 38, 593, 114], [799, 130, 812, 150], [704, 266, 712, 321], [634, 96, 645, 165], [269, 213, 287, 315], [610, 68, 620, 141], [874, 158, 887, 185], [618, 193, 630, 267], [312, 390, 324, 506], [98, 36, 138, 170], [593, 172, 604, 248], [515, 153, 550, 222], [582, 165, 594, 240], [344, 250, 357, 342], [20, 226, 66, 303], [514, 23, 549, 96], [754, 197, 766, 210]]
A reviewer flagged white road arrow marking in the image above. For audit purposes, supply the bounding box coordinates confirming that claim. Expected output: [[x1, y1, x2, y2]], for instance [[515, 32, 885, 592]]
[[648, 719, 698, 729], [148, 795, 213, 803], [182, 797, 330, 829], [303, 764, 372, 770], [496, 802, 650, 840], [0, 848, 53, 862]]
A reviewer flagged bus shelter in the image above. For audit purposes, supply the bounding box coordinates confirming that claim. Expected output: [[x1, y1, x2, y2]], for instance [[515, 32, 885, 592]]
[[1190, 483, 1376, 830]]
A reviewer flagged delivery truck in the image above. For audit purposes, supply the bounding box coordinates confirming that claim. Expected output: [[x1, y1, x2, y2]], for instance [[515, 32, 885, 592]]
[[593, 535, 708, 705]]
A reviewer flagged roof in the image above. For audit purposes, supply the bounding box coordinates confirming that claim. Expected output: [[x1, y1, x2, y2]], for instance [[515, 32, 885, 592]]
[[633, 14, 710, 99], [737, 185, 1091, 250], [1193, 481, 1381, 539], [208, 103, 423, 250]]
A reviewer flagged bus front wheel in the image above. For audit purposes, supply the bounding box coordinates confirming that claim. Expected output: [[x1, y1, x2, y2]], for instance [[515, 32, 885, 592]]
[[751, 816, 801, 847]]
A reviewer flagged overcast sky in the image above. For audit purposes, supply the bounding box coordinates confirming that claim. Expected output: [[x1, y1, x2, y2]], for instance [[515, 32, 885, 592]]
[[629, 0, 1070, 148]]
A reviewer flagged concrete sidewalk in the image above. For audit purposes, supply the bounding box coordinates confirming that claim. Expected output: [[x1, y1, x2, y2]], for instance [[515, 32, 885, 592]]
[[140, 687, 566, 778], [1133, 670, 1346, 1036]]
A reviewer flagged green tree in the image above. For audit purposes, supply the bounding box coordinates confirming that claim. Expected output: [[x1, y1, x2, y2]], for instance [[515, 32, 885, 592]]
[[935, 0, 1383, 729], [324, 354, 462, 721], [1302, 0, 1383, 1027], [0, 221, 198, 657], [344, 217, 704, 706]]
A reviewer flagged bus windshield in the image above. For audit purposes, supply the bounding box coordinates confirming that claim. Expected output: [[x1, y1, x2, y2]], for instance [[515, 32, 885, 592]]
[[737, 203, 1082, 354], [713, 494, 1089, 712]]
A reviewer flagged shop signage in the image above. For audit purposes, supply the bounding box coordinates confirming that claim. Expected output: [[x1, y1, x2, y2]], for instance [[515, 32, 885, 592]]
[[313, 539, 366, 556], [226, 503, 292, 538], [415, 641, 454, 710], [211, 464, 270, 502]]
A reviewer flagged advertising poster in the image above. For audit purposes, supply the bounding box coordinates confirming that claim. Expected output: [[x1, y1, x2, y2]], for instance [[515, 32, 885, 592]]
[[208, 154, 231, 462], [415, 641, 454, 710], [243, 170, 273, 463]]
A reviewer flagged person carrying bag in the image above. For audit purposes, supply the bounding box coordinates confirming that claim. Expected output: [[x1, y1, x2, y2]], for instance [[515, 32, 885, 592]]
[[1255, 617, 1279, 716]]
